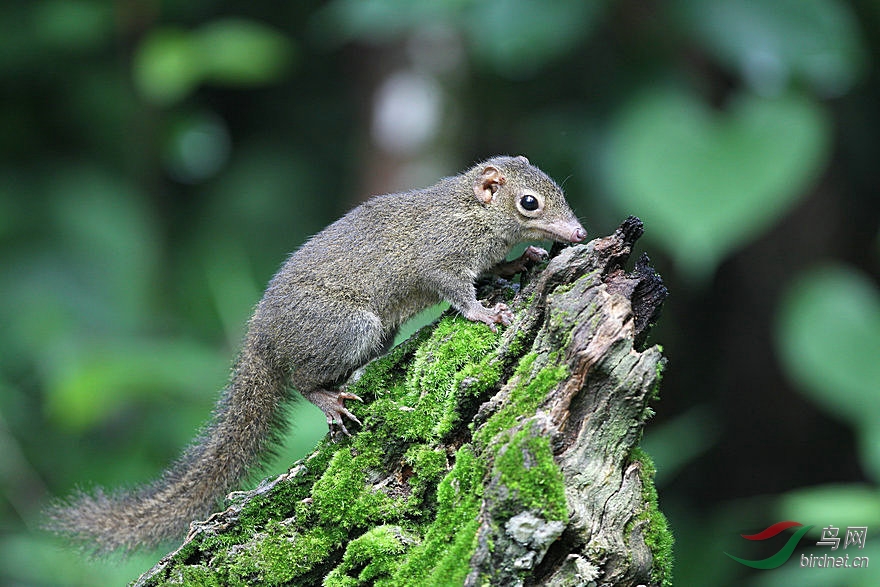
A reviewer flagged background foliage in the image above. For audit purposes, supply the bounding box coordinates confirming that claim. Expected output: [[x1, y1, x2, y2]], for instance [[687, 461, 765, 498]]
[[0, 1, 877, 585]]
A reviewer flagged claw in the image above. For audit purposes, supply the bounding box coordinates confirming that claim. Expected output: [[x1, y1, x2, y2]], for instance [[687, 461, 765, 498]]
[[337, 406, 363, 427], [331, 419, 351, 438], [306, 389, 364, 439]]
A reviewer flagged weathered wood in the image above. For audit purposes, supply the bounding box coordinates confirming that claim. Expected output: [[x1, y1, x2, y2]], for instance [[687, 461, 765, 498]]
[[133, 217, 671, 587]]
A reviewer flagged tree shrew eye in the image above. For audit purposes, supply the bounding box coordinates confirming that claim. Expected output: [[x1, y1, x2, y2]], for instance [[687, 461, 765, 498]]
[[520, 194, 539, 211]]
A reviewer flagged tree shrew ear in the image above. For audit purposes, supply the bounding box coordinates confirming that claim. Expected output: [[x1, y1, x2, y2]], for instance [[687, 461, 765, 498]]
[[473, 165, 506, 204]]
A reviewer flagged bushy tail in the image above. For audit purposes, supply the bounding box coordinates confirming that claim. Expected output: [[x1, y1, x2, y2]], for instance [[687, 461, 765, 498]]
[[45, 339, 290, 555]]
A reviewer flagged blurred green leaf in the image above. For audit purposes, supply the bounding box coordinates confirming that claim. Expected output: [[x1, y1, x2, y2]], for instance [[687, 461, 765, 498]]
[[677, 0, 867, 97], [777, 265, 880, 424], [606, 88, 830, 280], [776, 483, 880, 527], [133, 27, 200, 105], [33, 0, 113, 51], [315, 0, 603, 77], [134, 19, 294, 105], [0, 534, 158, 587], [196, 18, 294, 86], [463, 0, 605, 77], [45, 339, 227, 431]]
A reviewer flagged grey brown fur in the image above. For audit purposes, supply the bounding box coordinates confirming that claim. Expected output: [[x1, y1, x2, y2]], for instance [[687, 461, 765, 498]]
[[45, 156, 586, 555]]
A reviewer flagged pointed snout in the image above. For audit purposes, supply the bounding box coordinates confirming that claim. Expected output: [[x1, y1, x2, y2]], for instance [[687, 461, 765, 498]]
[[558, 219, 588, 243], [540, 218, 588, 244], [570, 225, 588, 243]]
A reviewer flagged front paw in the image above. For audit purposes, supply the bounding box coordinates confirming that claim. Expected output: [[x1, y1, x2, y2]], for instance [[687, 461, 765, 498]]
[[521, 245, 549, 264], [511, 246, 549, 273], [493, 246, 549, 278], [464, 302, 514, 332]]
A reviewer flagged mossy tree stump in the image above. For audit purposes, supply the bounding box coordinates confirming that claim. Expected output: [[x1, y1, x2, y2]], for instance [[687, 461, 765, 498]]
[[134, 217, 672, 587]]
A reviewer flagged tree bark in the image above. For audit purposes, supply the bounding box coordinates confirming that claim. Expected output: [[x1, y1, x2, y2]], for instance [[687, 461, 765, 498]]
[[133, 217, 671, 587]]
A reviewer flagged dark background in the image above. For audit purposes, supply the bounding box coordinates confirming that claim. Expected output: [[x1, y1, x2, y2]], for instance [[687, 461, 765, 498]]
[[0, 1, 877, 585]]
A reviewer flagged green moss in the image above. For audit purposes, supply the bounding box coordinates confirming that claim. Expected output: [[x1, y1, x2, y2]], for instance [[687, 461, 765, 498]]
[[405, 445, 448, 499], [629, 447, 674, 587], [312, 434, 405, 529], [494, 430, 568, 522], [324, 525, 416, 586], [168, 525, 345, 586], [225, 524, 346, 584], [505, 321, 533, 358], [474, 352, 568, 449], [454, 353, 502, 399], [175, 566, 227, 587], [386, 316, 502, 441], [390, 446, 486, 586], [650, 352, 666, 402], [407, 316, 500, 395], [552, 281, 577, 296], [347, 325, 434, 404]]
